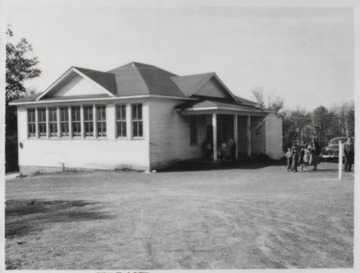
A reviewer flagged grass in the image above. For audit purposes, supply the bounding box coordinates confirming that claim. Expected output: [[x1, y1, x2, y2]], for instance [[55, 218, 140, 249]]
[[5, 161, 354, 269]]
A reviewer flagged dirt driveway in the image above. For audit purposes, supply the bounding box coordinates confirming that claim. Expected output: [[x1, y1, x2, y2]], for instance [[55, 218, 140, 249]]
[[5, 162, 354, 269]]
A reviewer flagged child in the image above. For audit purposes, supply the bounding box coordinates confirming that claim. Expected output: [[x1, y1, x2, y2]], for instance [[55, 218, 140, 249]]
[[291, 146, 299, 172], [303, 147, 311, 172], [220, 139, 227, 161], [286, 148, 292, 172]]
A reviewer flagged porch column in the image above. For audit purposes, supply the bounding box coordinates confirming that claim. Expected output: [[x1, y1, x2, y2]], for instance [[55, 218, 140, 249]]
[[234, 115, 238, 159], [212, 113, 217, 161], [247, 115, 251, 157]]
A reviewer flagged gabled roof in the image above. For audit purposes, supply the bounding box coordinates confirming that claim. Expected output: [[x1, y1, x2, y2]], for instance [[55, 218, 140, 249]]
[[9, 61, 259, 107], [171, 73, 214, 97], [35, 67, 116, 100], [234, 95, 259, 106], [73, 67, 117, 94], [108, 62, 185, 97]]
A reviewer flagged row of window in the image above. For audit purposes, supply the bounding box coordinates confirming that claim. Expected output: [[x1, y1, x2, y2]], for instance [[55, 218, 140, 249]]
[[27, 104, 143, 139]]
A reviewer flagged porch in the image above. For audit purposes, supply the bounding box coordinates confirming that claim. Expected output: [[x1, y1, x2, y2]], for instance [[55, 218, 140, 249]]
[[176, 99, 271, 162]]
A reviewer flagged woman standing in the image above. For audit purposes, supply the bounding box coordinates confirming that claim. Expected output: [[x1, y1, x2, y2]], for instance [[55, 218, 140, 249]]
[[309, 145, 319, 170]]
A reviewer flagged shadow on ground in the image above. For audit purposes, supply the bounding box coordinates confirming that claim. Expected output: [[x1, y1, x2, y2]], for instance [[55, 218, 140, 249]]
[[5, 199, 114, 238], [161, 157, 287, 172]]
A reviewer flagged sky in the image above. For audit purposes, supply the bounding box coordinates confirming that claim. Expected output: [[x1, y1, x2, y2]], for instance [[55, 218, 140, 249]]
[[2, 0, 355, 111]]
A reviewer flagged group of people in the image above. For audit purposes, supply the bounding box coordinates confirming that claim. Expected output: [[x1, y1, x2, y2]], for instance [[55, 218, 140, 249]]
[[204, 138, 236, 161], [286, 141, 320, 172]]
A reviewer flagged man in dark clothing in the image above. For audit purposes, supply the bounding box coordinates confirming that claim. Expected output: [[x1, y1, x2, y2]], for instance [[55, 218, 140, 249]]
[[344, 137, 354, 172]]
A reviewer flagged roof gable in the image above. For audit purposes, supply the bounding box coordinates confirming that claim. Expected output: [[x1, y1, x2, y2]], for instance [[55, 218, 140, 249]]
[[172, 73, 237, 101], [36, 67, 116, 100], [193, 77, 233, 99]]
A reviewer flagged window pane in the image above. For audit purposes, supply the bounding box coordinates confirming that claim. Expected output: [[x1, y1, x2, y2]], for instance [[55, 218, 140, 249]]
[[133, 121, 138, 137], [96, 106, 106, 137], [137, 105, 142, 119], [38, 108, 46, 122], [27, 109, 34, 122], [60, 107, 68, 121], [131, 104, 143, 137], [138, 121, 143, 137], [72, 107, 80, 121]]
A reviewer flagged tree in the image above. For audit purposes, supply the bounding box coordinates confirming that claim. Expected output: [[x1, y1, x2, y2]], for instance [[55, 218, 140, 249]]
[[251, 86, 285, 116], [5, 28, 41, 172], [6, 28, 41, 101], [251, 86, 266, 109], [282, 108, 312, 150]]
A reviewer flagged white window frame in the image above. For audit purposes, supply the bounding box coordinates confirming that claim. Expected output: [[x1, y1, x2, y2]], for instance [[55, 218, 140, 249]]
[[131, 103, 143, 139], [115, 104, 127, 138]]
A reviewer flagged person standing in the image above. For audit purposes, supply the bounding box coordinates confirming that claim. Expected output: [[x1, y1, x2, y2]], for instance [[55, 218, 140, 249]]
[[299, 146, 305, 171], [303, 146, 311, 172], [291, 146, 299, 172], [309, 146, 319, 171], [286, 148, 292, 172], [344, 137, 354, 172]]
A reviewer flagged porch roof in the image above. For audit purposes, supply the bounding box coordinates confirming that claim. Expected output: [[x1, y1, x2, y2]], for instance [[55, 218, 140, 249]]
[[176, 98, 271, 115]]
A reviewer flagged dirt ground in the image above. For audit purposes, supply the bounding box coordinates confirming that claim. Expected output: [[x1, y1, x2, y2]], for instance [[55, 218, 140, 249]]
[[5, 161, 354, 269]]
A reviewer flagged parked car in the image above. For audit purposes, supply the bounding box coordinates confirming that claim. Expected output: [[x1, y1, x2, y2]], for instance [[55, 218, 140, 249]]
[[321, 137, 352, 161]]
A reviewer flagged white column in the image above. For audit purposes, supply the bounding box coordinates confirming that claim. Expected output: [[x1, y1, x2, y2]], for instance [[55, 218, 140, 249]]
[[93, 104, 97, 138], [234, 115, 238, 159], [212, 113, 217, 161], [56, 107, 60, 138], [80, 105, 85, 138], [35, 107, 39, 138], [46, 107, 50, 138], [68, 107, 73, 138], [247, 115, 251, 157], [126, 103, 131, 140]]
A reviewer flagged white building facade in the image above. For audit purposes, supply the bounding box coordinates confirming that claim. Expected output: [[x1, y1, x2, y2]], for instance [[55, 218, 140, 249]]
[[10, 62, 283, 174]]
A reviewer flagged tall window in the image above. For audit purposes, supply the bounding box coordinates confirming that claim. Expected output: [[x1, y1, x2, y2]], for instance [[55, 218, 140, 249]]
[[116, 105, 126, 137], [84, 106, 94, 137], [96, 105, 106, 137], [71, 106, 81, 137], [27, 108, 36, 137], [49, 108, 58, 137], [190, 116, 198, 145], [60, 107, 69, 137], [38, 108, 47, 137], [132, 104, 143, 137]]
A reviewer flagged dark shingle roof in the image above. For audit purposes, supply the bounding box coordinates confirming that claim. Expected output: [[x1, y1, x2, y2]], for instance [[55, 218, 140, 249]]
[[108, 62, 185, 97], [10, 62, 258, 106], [171, 73, 214, 97], [234, 95, 258, 105], [73, 67, 117, 94], [9, 92, 43, 103]]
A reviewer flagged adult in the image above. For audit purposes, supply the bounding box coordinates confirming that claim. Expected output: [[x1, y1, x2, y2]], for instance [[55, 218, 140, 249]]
[[309, 145, 319, 171], [344, 137, 354, 172], [311, 139, 321, 157]]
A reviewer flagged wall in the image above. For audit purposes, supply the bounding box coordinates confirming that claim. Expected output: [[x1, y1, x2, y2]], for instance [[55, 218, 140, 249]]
[[17, 100, 150, 175], [237, 116, 248, 157], [265, 113, 283, 159], [148, 100, 206, 170], [53, 74, 105, 97], [251, 116, 266, 156]]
